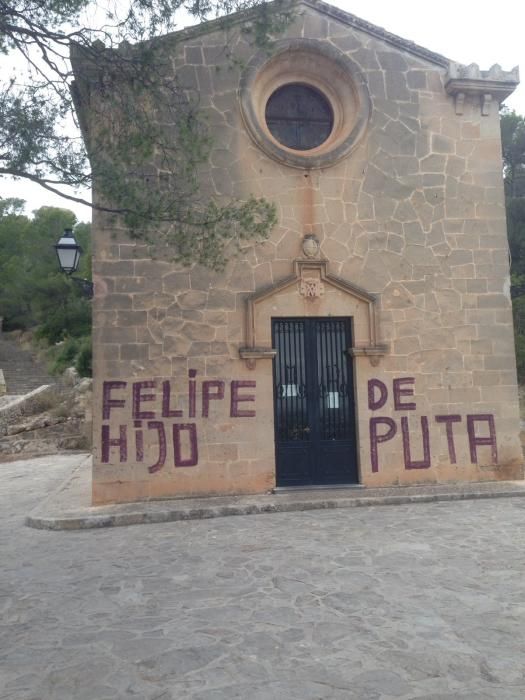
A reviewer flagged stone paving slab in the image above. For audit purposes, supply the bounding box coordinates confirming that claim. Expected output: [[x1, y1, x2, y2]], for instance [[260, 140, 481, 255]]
[[4, 454, 525, 698], [25, 454, 525, 530]]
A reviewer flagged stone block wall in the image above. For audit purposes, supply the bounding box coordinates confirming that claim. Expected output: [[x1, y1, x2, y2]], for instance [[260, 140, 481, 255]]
[[79, 1, 523, 504]]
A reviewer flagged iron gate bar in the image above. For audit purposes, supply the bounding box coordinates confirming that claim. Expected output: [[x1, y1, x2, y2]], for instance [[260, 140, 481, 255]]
[[272, 317, 358, 486]]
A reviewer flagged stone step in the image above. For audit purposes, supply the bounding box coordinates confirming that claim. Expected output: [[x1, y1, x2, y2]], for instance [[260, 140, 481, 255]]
[[0, 335, 56, 394]]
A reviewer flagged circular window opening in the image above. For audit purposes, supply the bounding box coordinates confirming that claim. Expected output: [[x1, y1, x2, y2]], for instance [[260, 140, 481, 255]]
[[240, 40, 371, 169], [265, 83, 334, 151]]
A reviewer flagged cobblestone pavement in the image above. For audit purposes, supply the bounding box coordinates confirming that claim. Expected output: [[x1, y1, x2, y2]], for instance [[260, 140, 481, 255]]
[[2, 456, 525, 699]]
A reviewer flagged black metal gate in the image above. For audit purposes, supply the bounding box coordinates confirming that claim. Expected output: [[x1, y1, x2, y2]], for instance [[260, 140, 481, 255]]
[[272, 317, 358, 486]]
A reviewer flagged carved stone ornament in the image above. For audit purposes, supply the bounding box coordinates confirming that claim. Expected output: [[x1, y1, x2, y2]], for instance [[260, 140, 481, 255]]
[[299, 277, 325, 299], [302, 234, 320, 258]]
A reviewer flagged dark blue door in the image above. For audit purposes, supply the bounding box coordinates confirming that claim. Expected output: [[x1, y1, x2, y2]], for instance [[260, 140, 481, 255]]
[[272, 318, 358, 486]]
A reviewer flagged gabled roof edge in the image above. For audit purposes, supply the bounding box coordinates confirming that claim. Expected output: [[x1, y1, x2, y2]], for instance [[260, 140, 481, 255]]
[[109, 0, 520, 88], [125, 0, 452, 69], [301, 0, 451, 68]]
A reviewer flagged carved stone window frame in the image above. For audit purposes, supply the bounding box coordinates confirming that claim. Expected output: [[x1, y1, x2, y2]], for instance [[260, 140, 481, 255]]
[[239, 39, 371, 170]]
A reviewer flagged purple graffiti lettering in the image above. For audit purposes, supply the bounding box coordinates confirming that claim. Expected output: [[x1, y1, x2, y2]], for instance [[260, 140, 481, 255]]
[[230, 380, 256, 417], [132, 381, 156, 420], [135, 424, 144, 462], [134, 421, 143, 461], [147, 421, 167, 474], [435, 415, 461, 464], [188, 369, 197, 418], [393, 377, 416, 411], [162, 380, 183, 418], [202, 380, 225, 417], [368, 379, 388, 410], [102, 381, 127, 419], [173, 424, 199, 467], [401, 416, 431, 469], [467, 414, 498, 464], [369, 417, 396, 473], [101, 424, 127, 463]]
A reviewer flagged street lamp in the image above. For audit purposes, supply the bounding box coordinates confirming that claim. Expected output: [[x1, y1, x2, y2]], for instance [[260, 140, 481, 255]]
[[54, 228, 81, 273], [54, 228, 93, 298]]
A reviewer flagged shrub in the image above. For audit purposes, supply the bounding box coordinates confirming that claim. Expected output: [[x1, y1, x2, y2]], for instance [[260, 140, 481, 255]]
[[75, 336, 92, 377], [515, 333, 525, 384], [49, 337, 79, 376]]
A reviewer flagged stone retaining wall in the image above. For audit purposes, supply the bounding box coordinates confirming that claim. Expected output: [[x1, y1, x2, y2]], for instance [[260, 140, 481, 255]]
[[0, 386, 54, 437]]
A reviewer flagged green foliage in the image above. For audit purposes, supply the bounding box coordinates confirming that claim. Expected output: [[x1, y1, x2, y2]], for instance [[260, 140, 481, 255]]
[[515, 334, 525, 385], [48, 335, 91, 377], [501, 109, 525, 197], [74, 336, 92, 377], [1, 0, 287, 268], [503, 109, 525, 382], [240, 0, 294, 50], [0, 199, 92, 376], [512, 280, 525, 383], [160, 196, 278, 270], [0, 205, 72, 329], [507, 198, 525, 276], [34, 290, 92, 345]]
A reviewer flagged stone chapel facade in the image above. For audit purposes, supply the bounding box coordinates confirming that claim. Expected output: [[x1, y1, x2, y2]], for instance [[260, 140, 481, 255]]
[[73, 0, 523, 504]]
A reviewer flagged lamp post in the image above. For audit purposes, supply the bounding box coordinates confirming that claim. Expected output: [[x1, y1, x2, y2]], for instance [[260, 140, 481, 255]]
[[54, 228, 93, 298]]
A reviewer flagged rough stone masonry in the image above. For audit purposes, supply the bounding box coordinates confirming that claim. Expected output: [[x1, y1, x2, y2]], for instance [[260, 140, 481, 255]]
[[72, 0, 523, 504]]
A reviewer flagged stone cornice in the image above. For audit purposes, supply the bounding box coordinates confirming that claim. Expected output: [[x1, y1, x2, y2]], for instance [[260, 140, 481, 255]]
[[448, 62, 519, 83], [445, 63, 519, 115]]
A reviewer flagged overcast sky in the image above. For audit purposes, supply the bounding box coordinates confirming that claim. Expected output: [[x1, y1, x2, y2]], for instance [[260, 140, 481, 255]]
[[2, 0, 524, 223]]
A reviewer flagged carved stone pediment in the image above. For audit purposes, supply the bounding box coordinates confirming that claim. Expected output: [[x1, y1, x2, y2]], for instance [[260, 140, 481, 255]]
[[239, 259, 388, 368]]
